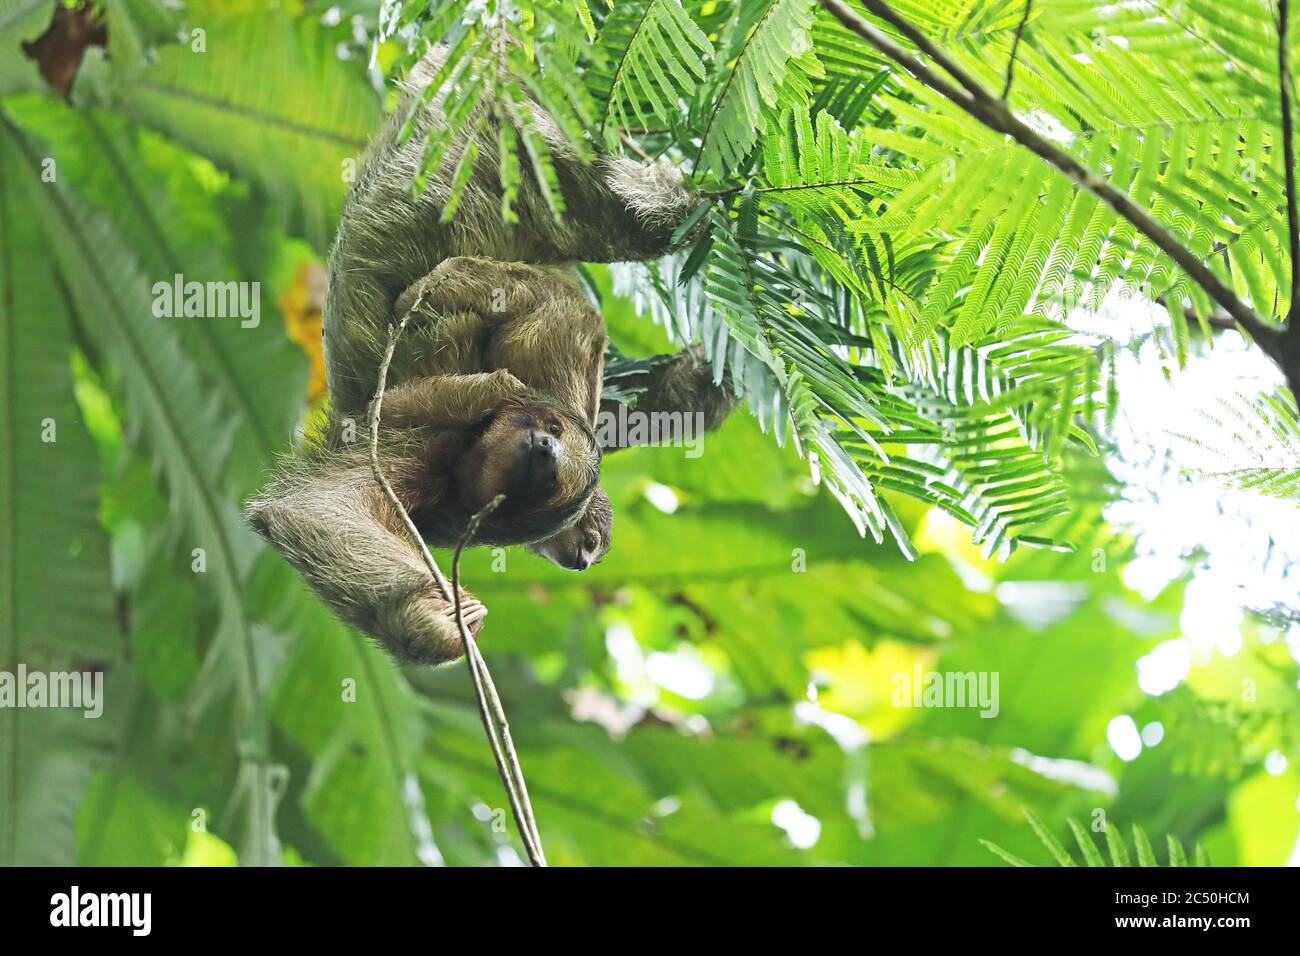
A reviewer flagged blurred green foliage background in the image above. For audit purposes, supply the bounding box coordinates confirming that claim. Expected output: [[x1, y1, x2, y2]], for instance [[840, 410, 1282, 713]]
[[1, 0, 1298, 866]]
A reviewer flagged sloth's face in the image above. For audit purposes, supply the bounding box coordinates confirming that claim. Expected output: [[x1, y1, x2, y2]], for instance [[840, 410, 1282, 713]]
[[456, 402, 600, 523], [528, 487, 611, 571]]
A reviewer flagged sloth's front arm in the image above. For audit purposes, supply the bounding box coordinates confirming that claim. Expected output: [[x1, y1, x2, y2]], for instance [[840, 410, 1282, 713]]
[[246, 446, 484, 665]]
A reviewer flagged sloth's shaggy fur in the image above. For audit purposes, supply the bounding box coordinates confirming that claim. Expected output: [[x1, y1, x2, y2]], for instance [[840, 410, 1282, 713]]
[[246, 46, 699, 665]]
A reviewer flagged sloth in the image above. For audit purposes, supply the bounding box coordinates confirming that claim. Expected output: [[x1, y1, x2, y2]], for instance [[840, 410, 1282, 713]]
[[246, 46, 732, 665], [321, 46, 698, 418]]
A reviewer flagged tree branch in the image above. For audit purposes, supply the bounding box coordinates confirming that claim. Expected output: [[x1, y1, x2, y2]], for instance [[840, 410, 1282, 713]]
[[620, 129, 653, 162], [843, 0, 989, 102], [817, 0, 1273, 352], [1279, 0, 1300, 329], [1002, 1, 1033, 101], [1158, 295, 1284, 365], [368, 286, 546, 867]]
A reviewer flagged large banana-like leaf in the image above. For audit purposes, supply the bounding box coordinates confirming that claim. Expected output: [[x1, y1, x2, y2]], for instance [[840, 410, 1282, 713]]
[[256, 556, 433, 867], [0, 113, 117, 865], [0, 111, 261, 701], [7, 98, 309, 477], [420, 700, 810, 865], [0, 0, 49, 97], [89, 9, 379, 248], [0, 110, 289, 863]]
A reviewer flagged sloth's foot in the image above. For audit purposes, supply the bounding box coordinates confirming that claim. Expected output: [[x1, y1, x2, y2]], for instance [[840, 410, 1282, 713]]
[[377, 584, 487, 666], [444, 592, 487, 635]]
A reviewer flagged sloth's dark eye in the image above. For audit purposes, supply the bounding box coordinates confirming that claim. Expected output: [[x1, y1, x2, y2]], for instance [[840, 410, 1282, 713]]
[[546, 479, 559, 496], [585, 535, 598, 551], [548, 422, 563, 437]]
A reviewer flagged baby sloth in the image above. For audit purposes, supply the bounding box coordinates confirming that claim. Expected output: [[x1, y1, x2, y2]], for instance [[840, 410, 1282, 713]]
[[531, 345, 739, 571]]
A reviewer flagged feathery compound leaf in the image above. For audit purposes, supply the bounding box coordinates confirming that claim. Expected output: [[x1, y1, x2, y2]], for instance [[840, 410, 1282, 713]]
[[1105, 823, 1131, 867], [760, 108, 896, 297], [695, 0, 824, 178], [1167, 834, 1189, 867], [439, 137, 479, 224], [615, 212, 908, 549], [1025, 810, 1076, 866], [594, 0, 714, 147], [1176, 388, 1300, 501], [411, 7, 596, 225], [507, 86, 567, 219], [978, 839, 1037, 867], [571, 0, 597, 40], [987, 814, 1210, 866], [1132, 825, 1158, 867], [1068, 818, 1105, 867], [498, 121, 522, 224]]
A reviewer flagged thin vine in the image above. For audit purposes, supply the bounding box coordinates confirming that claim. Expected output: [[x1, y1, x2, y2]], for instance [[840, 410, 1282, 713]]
[[367, 284, 547, 867]]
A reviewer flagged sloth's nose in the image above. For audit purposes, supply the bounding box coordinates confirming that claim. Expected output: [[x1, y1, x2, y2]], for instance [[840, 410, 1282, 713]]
[[533, 433, 557, 459], [520, 431, 559, 497]]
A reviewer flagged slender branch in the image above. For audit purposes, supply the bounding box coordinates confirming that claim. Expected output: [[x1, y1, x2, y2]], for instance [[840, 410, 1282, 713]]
[[1279, 0, 1300, 328], [619, 129, 653, 162], [367, 294, 454, 603], [368, 288, 546, 867], [452, 508, 545, 864], [1002, 1, 1033, 101], [848, 0, 990, 102], [700, 177, 880, 199], [1157, 295, 1284, 364], [816, 0, 1267, 334]]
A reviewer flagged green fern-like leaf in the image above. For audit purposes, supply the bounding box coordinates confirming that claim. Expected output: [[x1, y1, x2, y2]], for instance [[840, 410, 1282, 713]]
[[1175, 388, 1300, 502], [695, 0, 825, 178], [1068, 817, 1106, 867], [984, 812, 1210, 866], [592, 0, 714, 148]]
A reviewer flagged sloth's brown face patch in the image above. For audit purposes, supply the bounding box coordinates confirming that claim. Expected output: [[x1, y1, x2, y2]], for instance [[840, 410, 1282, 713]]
[[528, 486, 611, 571], [451, 402, 601, 545]]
